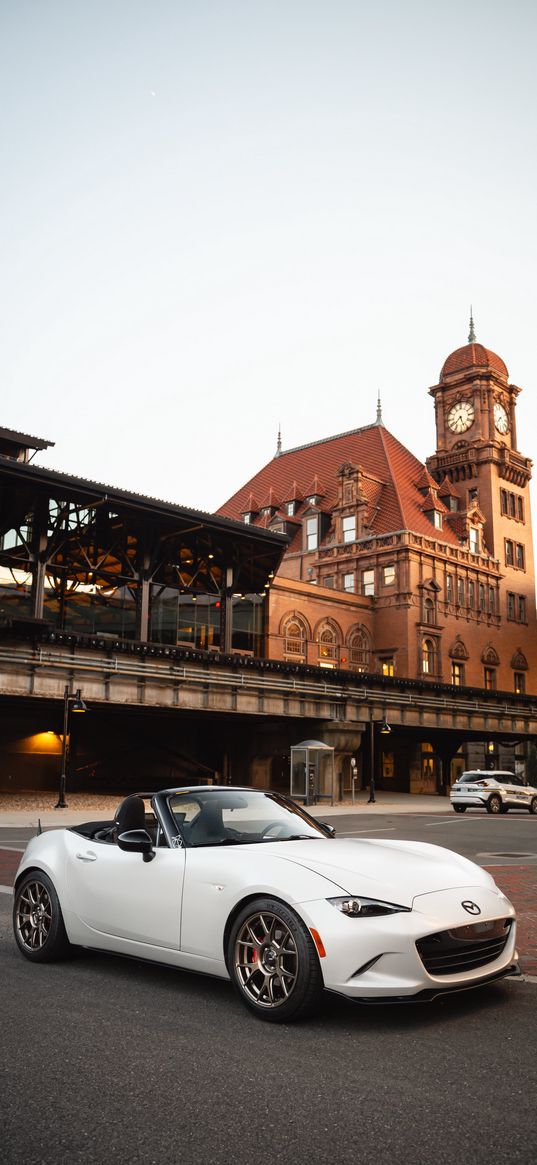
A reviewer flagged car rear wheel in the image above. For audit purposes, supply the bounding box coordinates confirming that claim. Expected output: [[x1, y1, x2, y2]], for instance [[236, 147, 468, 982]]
[[13, 871, 73, 962], [487, 794, 502, 815], [529, 797, 537, 815], [453, 805, 466, 813], [228, 898, 324, 1023]]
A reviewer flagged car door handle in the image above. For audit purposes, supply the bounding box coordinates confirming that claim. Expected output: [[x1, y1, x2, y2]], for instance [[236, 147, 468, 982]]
[[76, 851, 97, 862]]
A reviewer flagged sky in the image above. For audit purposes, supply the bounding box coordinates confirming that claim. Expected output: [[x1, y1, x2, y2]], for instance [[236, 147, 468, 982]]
[[1, 1, 536, 514]]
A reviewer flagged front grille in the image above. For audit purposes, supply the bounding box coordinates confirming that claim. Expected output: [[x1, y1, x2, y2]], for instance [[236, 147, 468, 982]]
[[416, 919, 512, 976]]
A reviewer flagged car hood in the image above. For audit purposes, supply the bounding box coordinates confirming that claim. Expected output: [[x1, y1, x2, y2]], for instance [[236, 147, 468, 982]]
[[271, 838, 493, 906]]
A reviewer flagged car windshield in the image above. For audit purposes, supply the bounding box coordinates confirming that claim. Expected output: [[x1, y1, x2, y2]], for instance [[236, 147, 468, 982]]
[[167, 790, 328, 847]]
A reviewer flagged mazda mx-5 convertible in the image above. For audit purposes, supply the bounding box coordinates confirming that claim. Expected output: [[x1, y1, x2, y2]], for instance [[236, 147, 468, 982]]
[[13, 787, 518, 1022]]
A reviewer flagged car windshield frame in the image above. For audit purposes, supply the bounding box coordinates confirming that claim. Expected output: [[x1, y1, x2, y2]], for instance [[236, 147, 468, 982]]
[[166, 789, 330, 848]]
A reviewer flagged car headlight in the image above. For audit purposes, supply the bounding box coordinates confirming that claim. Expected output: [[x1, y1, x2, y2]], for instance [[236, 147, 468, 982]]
[[327, 896, 410, 917]]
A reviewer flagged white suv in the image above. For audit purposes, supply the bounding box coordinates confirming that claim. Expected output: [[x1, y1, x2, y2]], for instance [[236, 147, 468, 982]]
[[451, 770, 537, 815]]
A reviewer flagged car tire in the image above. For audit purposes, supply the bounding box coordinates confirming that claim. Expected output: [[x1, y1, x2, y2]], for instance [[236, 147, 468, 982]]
[[13, 871, 73, 963], [228, 898, 324, 1023], [453, 805, 466, 813], [487, 794, 503, 815], [529, 797, 537, 815]]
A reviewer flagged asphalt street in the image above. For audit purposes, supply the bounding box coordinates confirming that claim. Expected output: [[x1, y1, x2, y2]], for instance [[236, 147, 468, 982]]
[[2, 812, 536, 1165]]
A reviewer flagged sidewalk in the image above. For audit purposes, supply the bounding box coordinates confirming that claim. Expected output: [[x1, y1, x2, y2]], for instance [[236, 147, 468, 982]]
[[0, 790, 452, 827]]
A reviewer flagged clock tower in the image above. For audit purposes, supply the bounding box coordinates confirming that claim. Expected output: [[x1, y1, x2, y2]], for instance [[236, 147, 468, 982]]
[[426, 316, 533, 570]]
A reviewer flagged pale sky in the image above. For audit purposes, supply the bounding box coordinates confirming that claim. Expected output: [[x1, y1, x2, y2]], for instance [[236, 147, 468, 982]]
[[1, 1, 536, 513]]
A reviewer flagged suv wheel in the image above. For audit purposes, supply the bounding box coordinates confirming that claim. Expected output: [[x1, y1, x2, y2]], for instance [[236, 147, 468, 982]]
[[487, 794, 502, 815], [453, 805, 466, 813]]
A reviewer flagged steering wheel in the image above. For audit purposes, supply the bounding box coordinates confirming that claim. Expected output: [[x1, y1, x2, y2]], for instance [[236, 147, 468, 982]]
[[260, 821, 289, 839]]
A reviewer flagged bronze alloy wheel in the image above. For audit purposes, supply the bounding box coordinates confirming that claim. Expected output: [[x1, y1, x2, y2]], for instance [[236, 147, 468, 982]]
[[487, 795, 502, 815], [13, 871, 72, 962], [228, 897, 323, 1022]]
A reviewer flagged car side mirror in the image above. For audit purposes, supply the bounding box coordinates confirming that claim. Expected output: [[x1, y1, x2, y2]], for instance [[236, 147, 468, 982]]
[[118, 828, 155, 862], [318, 821, 336, 838]]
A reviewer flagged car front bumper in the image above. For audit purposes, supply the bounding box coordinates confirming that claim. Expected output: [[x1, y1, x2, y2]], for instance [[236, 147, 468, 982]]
[[297, 885, 517, 1001]]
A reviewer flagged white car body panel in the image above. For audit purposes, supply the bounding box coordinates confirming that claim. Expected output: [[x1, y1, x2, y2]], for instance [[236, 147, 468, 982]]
[[14, 788, 518, 1003]]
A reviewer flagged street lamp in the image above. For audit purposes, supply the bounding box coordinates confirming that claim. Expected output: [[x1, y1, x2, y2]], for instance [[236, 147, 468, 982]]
[[55, 686, 88, 809], [368, 717, 392, 804]]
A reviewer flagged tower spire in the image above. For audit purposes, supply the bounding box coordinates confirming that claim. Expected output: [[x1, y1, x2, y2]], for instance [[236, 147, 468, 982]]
[[468, 307, 476, 343], [375, 390, 383, 425], [276, 424, 282, 456]]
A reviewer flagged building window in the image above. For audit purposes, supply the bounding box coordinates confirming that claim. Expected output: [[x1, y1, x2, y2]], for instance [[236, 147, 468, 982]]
[[422, 638, 437, 676], [433, 511, 442, 529], [342, 515, 356, 543], [518, 595, 526, 622], [488, 587, 495, 614], [484, 667, 496, 691], [286, 501, 296, 517], [317, 624, 338, 665], [349, 628, 370, 670], [509, 493, 516, 517], [383, 564, 395, 586], [469, 527, 479, 553], [500, 489, 508, 515], [517, 496, 524, 521], [514, 672, 526, 695], [379, 657, 394, 676], [283, 616, 307, 661], [457, 578, 465, 606], [479, 583, 485, 611], [423, 598, 435, 625], [446, 575, 453, 603], [243, 514, 251, 525], [505, 540, 514, 566], [452, 662, 465, 686], [516, 543, 525, 570], [306, 516, 318, 551], [468, 581, 475, 609], [507, 592, 515, 620], [343, 573, 355, 593], [323, 575, 335, 589], [362, 569, 375, 596]]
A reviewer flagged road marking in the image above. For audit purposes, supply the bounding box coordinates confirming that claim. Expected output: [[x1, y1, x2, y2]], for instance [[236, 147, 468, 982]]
[[0, 846, 25, 853], [339, 828, 396, 835], [0, 885, 13, 895]]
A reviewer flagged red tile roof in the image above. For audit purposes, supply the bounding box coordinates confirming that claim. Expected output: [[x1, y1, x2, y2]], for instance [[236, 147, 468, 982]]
[[440, 343, 508, 380], [218, 423, 464, 549]]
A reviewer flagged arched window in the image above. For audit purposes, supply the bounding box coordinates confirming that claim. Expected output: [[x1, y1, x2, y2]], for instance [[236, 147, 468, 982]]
[[282, 614, 308, 661], [423, 598, 435, 625], [316, 620, 341, 665], [348, 627, 371, 671], [422, 638, 437, 676]]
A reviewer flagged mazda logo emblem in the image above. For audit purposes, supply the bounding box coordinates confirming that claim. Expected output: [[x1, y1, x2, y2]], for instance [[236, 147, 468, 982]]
[[461, 900, 481, 916]]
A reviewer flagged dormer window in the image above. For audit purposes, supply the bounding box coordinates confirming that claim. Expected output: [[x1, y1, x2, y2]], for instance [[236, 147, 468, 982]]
[[286, 501, 296, 517], [432, 511, 442, 530], [308, 495, 317, 506], [342, 515, 356, 543], [243, 514, 251, 525], [306, 516, 318, 551], [469, 527, 479, 553]]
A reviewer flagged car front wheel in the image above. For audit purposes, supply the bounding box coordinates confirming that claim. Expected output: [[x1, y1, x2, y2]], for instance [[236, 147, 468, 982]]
[[13, 871, 73, 962], [529, 797, 537, 815], [228, 898, 324, 1023], [487, 794, 503, 815]]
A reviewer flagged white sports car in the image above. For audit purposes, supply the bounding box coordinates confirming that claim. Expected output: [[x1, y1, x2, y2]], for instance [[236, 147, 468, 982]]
[[13, 787, 518, 1022]]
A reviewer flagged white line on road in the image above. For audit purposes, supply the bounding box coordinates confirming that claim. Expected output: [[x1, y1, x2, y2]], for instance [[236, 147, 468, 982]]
[[0, 845, 25, 852], [339, 828, 396, 835], [0, 885, 13, 895]]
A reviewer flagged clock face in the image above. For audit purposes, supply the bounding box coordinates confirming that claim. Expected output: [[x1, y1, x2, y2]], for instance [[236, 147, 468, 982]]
[[447, 399, 475, 434], [494, 401, 509, 434]]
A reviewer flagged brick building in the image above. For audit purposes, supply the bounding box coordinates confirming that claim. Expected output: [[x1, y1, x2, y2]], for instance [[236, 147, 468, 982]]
[[218, 327, 536, 781]]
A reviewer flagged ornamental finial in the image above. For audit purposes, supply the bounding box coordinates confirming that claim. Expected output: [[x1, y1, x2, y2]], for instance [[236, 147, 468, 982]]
[[376, 390, 383, 425], [468, 307, 476, 343], [276, 424, 282, 456]]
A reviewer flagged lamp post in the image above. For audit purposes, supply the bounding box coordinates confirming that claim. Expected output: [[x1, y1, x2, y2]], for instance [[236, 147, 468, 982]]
[[55, 686, 87, 809], [368, 717, 392, 804]]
